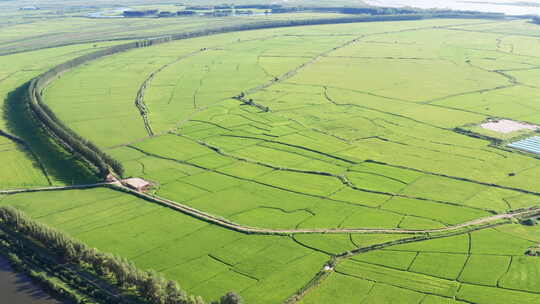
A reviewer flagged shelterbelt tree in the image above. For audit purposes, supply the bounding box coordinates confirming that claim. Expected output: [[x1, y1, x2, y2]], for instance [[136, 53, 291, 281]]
[[2, 6, 540, 304]]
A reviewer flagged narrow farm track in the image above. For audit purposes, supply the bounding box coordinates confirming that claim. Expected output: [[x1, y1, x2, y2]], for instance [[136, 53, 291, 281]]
[[320, 85, 452, 131], [109, 184, 540, 235], [180, 134, 499, 214], [1, 182, 538, 235], [237, 22, 495, 110], [0, 183, 110, 195], [126, 143, 499, 222], [285, 218, 536, 304], [220, 132, 540, 203], [134, 49, 210, 136], [422, 60, 523, 105], [8, 18, 540, 303], [130, 33, 296, 140]]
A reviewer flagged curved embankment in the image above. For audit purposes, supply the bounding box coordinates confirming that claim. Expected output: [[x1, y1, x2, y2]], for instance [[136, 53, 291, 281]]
[[0, 181, 540, 235], [1, 182, 538, 235], [135, 49, 209, 136], [115, 185, 540, 235], [25, 13, 505, 180]]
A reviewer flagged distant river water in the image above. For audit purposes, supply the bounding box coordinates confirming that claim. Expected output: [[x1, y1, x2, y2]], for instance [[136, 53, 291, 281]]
[[0, 256, 64, 304], [364, 0, 540, 15]]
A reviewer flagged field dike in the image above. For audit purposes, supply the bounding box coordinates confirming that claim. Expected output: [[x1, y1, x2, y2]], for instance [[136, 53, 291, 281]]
[[23, 12, 504, 181], [284, 219, 533, 304], [9, 14, 533, 304], [135, 48, 209, 136], [1, 181, 539, 303], [4, 180, 536, 237], [179, 134, 499, 215]]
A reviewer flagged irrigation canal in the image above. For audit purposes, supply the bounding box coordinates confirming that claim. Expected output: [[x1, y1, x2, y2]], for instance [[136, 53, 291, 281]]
[[0, 256, 65, 304]]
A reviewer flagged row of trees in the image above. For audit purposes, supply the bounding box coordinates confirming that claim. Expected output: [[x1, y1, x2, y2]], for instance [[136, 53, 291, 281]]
[[0, 206, 242, 304], [26, 42, 146, 178], [4, 250, 89, 303], [28, 34, 179, 180], [269, 6, 505, 18], [124, 10, 159, 17], [27, 87, 117, 177], [533, 16, 540, 25], [26, 10, 509, 181], [26, 14, 433, 180]]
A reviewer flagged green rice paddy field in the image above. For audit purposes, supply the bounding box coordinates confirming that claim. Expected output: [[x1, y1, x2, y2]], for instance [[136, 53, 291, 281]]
[[3, 17, 540, 303], [0, 40, 129, 187]]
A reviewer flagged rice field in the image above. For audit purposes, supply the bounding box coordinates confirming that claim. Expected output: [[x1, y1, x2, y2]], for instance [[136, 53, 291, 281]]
[[0, 41, 128, 187], [0, 188, 329, 303], [3, 16, 540, 304]]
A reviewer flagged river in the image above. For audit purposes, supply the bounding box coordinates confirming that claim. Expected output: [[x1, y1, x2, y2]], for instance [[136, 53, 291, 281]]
[[364, 0, 540, 15], [0, 256, 65, 304]]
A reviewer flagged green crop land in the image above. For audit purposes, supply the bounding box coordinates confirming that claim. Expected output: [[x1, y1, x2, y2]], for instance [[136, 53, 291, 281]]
[[2, 6, 540, 304]]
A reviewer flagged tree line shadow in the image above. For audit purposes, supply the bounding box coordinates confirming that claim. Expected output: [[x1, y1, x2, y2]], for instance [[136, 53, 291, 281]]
[[2, 83, 99, 186]]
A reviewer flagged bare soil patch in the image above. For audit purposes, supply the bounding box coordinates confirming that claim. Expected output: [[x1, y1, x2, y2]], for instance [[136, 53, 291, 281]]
[[480, 119, 539, 134]]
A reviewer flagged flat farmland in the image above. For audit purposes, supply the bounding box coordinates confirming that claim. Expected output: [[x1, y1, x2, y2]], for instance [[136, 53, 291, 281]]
[[0, 41, 129, 187], [3, 17, 540, 304], [0, 188, 330, 303]]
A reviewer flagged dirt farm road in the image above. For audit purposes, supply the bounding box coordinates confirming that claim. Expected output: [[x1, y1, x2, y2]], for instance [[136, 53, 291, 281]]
[[3, 182, 536, 236]]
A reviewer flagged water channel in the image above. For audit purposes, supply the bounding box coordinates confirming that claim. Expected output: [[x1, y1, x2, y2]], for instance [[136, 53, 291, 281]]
[[0, 255, 64, 304]]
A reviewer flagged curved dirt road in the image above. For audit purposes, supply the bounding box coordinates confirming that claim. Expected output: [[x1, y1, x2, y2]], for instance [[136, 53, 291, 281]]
[[114, 184, 540, 235], [1, 183, 538, 235]]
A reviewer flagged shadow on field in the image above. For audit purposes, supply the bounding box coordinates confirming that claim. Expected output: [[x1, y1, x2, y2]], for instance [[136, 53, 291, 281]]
[[3, 83, 98, 185]]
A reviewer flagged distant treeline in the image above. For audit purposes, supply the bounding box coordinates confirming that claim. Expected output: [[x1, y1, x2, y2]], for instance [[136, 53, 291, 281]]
[[124, 4, 507, 19], [123, 10, 158, 17], [0, 206, 243, 304], [184, 4, 277, 10], [272, 6, 505, 17], [533, 16, 540, 24], [28, 12, 509, 181]]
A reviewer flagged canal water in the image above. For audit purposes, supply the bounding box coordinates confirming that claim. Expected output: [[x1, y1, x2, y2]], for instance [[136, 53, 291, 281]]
[[0, 256, 64, 304]]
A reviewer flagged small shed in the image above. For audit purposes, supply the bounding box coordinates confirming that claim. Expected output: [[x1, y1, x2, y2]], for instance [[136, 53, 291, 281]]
[[123, 178, 152, 192], [105, 173, 117, 183]]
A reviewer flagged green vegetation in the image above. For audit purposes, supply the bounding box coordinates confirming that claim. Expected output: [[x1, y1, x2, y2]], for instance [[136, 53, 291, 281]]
[[458, 254, 511, 286], [0, 41, 128, 186], [2, 5, 540, 304], [0, 188, 328, 303], [0, 205, 214, 303]]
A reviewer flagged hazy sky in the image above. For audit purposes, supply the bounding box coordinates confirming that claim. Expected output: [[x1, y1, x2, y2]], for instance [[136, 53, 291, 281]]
[[364, 0, 540, 15]]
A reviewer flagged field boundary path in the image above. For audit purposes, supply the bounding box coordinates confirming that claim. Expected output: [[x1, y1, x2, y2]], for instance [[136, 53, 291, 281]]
[[1, 182, 538, 235], [108, 184, 540, 235], [4, 17, 539, 304], [3, 180, 539, 304], [134, 48, 211, 136], [284, 220, 510, 304], [0, 182, 110, 195], [235, 21, 501, 111]]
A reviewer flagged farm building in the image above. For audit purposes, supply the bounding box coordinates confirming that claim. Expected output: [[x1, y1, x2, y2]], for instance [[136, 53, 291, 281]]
[[123, 178, 152, 192]]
